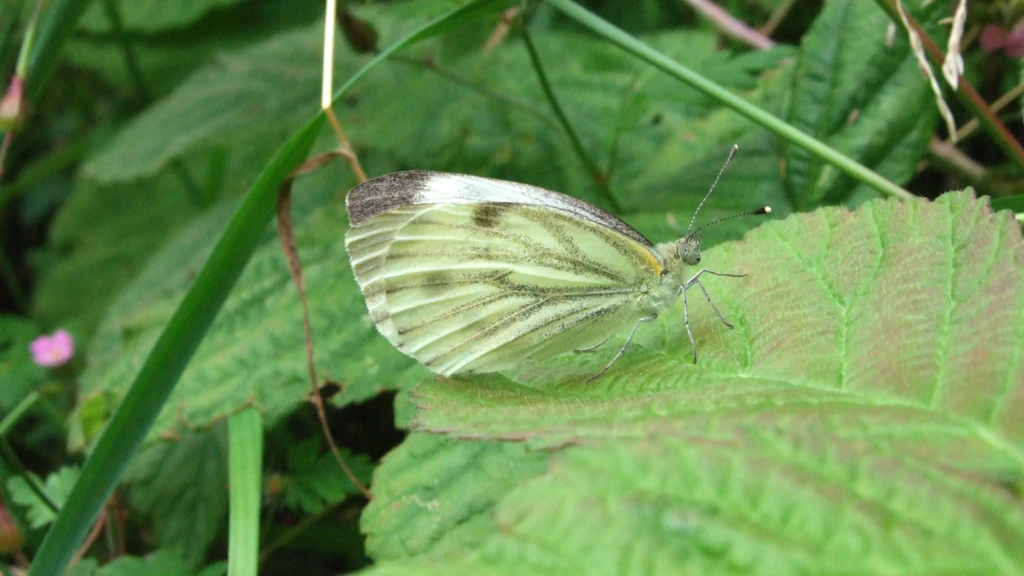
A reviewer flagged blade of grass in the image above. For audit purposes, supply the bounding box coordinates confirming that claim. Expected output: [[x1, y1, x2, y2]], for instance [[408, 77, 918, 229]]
[[330, 0, 511, 102], [991, 195, 1024, 214], [0, 391, 39, 435], [545, 0, 913, 201], [0, 0, 26, 74], [227, 408, 262, 576], [24, 0, 95, 104], [27, 115, 322, 576], [26, 2, 512, 573]]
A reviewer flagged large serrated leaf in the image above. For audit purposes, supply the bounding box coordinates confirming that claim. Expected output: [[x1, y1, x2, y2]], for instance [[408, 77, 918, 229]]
[[362, 434, 549, 561], [783, 0, 942, 208], [359, 192, 1024, 574]]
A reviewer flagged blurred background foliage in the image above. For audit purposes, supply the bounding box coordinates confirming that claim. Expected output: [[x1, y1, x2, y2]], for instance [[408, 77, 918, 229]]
[[0, 0, 1023, 574]]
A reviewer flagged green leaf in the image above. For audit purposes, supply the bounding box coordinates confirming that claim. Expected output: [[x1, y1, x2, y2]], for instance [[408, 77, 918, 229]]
[[79, 0, 247, 33], [361, 191, 1024, 573], [122, 426, 228, 567], [72, 172, 425, 450], [282, 437, 374, 515], [94, 550, 191, 576], [7, 467, 78, 529], [79, 1, 486, 186], [991, 194, 1024, 215], [362, 433, 549, 561], [65, 558, 100, 576], [0, 316, 45, 411], [31, 172, 207, 335], [347, 29, 790, 212], [80, 24, 325, 185], [66, 2, 322, 95], [31, 1, 510, 571], [782, 0, 942, 208]]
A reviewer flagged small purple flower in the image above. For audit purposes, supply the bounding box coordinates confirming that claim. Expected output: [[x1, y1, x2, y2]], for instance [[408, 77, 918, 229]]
[[30, 329, 75, 367]]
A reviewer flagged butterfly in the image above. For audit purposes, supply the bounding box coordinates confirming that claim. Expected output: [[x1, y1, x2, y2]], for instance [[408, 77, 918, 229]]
[[344, 146, 769, 382]]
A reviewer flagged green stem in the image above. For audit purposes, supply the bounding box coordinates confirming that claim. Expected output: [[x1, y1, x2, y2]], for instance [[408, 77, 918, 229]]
[[521, 26, 619, 211], [0, 392, 38, 435], [100, 0, 150, 101], [227, 408, 262, 576], [392, 54, 558, 132], [258, 500, 338, 564], [170, 158, 207, 208], [0, 0, 27, 75], [605, 73, 642, 184], [26, 0, 97, 104], [545, 0, 913, 200], [14, 0, 44, 78], [0, 127, 95, 212], [0, 434, 59, 513], [759, 0, 797, 36]]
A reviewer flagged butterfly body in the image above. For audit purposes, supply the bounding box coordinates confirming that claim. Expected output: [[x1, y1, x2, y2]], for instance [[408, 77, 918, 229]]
[[345, 166, 766, 379]]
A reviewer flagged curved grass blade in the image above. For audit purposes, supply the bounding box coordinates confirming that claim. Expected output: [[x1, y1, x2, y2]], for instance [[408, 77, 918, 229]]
[[25, 0, 95, 103], [544, 0, 912, 201], [26, 1, 512, 573]]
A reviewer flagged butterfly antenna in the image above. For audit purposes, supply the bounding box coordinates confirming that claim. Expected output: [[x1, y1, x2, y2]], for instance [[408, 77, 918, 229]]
[[684, 144, 739, 237], [688, 206, 772, 239]]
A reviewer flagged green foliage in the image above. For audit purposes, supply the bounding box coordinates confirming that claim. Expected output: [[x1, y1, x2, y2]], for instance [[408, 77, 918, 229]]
[[71, 175, 425, 450], [79, 0, 249, 32], [121, 425, 229, 567], [69, 15, 793, 449], [362, 191, 1024, 574], [80, 24, 325, 184], [0, 315, 45, 410], [65, 550, 224, 576], [31, 173, 208, 334], [782, 0, 940, 209], [282, 438, 374, 514], [8, 467, 78, 529], [363, 433, 549, 560], [9, 0, 1022, 573]]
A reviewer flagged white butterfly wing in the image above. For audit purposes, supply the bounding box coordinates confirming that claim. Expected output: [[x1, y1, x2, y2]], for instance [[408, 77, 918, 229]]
[[345, 172, 664, 375]]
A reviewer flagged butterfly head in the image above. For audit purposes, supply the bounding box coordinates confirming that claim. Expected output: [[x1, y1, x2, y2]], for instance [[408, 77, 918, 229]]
[[671, 144, 765, 268], [677, 232, 703, 266]]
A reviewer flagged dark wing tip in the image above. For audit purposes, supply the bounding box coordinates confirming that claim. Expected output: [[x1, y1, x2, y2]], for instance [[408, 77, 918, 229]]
[[346, 171, 436, 225]]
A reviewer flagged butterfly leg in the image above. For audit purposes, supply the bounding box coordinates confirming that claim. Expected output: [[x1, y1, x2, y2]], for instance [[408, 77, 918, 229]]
[[694, 279, 733, 328], [574, 334, 614, 353], [586, 315, 657, 384], [681, 268, 746, 362], [682, 285, 697, 363]]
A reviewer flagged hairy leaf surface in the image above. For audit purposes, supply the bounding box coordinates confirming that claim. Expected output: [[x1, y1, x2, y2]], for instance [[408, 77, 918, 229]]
[[362, 192, 1024, 574]]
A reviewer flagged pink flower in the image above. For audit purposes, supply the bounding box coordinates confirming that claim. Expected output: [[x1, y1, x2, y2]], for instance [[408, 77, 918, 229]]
[[981, 22, 1024, 57], [30, 329, 75, 367]]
